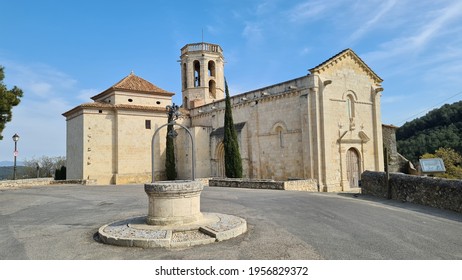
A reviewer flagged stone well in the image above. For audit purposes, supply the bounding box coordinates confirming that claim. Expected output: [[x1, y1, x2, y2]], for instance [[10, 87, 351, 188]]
[[98, 180, 247, 248], [145, 180, 203, 226]]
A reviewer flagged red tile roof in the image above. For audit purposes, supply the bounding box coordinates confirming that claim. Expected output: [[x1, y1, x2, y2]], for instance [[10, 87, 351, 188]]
[[91, 72, 174, 100]]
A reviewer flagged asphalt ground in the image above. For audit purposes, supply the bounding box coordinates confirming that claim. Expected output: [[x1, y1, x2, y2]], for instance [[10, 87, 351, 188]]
[[0, 184, 461, 260]]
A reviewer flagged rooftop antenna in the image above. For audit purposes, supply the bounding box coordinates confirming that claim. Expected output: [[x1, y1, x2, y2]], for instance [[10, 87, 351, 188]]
[[202, 28, 204, 43]]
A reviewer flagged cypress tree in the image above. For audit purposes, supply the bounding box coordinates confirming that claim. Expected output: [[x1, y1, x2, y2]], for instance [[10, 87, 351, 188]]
[[165, 113, 177, 180], [223, 79, 243, 178]]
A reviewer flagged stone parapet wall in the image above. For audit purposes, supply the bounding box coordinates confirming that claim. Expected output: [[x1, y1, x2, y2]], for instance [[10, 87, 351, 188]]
[[361, 171, 462, 213], [51, 179, 97, 185], [0, 178, 54, 189], [283, 179, 318, 191], [209, 178, 318, 191], [0, 178, 96, 189]]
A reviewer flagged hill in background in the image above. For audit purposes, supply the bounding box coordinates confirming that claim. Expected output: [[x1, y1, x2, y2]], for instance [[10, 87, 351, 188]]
[[0, 166, 31, 180], [396, 100, 462, 164]]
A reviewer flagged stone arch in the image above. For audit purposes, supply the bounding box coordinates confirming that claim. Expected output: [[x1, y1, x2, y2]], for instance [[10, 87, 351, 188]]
[[193, 60, 201, 87], [182, 63, 187, 89], [208, 60, 216, 77], [342, 90, 358, 101], [272, 122, 287, 148], [346, 148, 361, 188], [346, 94, 355, 119], [209, 80, 216, 99]]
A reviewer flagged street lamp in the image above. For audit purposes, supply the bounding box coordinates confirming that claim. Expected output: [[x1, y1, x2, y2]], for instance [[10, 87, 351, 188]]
[[12, 133, 19, 180]]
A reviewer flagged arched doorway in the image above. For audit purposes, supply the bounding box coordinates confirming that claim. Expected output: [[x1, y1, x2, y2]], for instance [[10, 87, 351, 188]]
[[346, 148, 360, 188], [215, 142, 225, 177]]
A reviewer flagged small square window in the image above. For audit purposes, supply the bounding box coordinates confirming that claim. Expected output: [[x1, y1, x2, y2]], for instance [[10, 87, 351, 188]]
[[145, 120, 151, 129]]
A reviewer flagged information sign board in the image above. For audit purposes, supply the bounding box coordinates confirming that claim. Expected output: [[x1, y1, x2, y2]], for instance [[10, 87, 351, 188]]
[[419, 158, 446, 173]]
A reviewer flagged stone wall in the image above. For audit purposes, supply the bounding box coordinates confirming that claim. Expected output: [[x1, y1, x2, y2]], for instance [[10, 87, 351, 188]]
[[361, 171, 462, 213], [0, 178, 54, 189], [0, 178, 96, 189], [209, 178, 318, 191]]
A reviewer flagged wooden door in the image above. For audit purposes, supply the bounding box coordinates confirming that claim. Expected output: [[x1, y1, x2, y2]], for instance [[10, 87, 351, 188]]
[[346, 148, 360, 188]]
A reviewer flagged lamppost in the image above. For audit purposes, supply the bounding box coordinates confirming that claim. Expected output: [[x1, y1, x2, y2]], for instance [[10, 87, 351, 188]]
[[12, 133, 19, 180]]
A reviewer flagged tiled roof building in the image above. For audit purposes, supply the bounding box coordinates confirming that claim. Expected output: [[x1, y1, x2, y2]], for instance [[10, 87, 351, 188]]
[[63, 42, 384, 191]]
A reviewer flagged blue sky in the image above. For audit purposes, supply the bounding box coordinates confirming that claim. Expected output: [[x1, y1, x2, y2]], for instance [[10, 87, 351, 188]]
[[1, 0, 462, 162]]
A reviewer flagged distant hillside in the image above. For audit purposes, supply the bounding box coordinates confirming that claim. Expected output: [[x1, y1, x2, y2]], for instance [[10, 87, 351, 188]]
[[396, 100, 462, 164], [0, 161, 24, 167], [0, 166, 32, 180]]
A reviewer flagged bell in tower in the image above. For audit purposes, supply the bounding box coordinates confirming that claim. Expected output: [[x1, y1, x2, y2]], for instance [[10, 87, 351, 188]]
[[180, 43, 225, 109]]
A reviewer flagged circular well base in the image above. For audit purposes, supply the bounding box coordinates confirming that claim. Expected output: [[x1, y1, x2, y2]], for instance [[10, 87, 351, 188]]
[[98, 212, 247, 248]]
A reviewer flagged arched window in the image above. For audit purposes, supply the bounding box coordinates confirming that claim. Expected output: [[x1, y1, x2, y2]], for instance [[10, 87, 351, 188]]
[[193, 60, 201, 87], [275, 126, 284, 148], [209, 80, 216, 98], [272, 122, 287, 149], [347, 94, 355, 119], [208, 60, 216, 77]]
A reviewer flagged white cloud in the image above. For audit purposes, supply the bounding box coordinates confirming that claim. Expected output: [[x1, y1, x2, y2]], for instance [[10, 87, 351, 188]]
[[381, 95, 407, 104], [287, 0, 332, 22], [347, 0, 398, 44], [77, 88, 99, 102], [299, 47, 311, 56], [242, 22, 263, 44], [2, 60, 77, 100], [408, 1, 462, 50], [0, 59, 80, 161], [29, 82, 53, 97], [364, 1, 462, 63], [256, 0, 277, 16]]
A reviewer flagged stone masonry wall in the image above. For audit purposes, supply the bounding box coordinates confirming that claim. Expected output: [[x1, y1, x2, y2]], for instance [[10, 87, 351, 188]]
[[0, 178, 96, 190], [0, 178, 54, 189], [361, 171, 462, 213], [209, 178, 318, 191]]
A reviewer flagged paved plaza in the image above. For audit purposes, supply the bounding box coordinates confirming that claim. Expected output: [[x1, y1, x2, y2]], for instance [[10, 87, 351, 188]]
[[1, 184, 461, 259]]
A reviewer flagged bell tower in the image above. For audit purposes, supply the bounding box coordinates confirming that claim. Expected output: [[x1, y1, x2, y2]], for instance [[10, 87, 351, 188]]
[[180, 42, 225, 109]]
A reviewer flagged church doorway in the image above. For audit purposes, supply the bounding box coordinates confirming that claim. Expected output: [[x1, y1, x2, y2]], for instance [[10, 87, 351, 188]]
[[346, 148, 360, 188], [216, 142, 225, 177]]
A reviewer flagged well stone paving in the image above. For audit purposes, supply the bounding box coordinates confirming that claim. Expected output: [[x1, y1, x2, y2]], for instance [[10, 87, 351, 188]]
[[98, 212, 246, 248]]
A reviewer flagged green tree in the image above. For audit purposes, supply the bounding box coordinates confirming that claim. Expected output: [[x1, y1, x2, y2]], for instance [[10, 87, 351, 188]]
[[421, 147, 462, 179], [165, 112, 177, 180], [54, 165, 67, 180], [223, 79, 243, 178], [397, 100, 462, 164], [0, 66, 23, 140]]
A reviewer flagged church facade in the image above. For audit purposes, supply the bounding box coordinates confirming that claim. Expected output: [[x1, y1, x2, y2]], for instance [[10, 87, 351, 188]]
[[63, 42, 384, 192]]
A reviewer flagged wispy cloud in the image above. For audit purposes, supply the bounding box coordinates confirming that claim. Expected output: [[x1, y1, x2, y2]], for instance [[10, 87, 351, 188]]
[[256, 0, 278, 16], [346, 0, 398, 44], [2, 61, 77, 100], [409, 1, 462, 49], [365, 1, 462, 62], [242, 22, 264, 44], [287, 0, 333, 22], [381, 95, 407, 104], [0, 59, 79, 160], [77, 88, 99, 102]]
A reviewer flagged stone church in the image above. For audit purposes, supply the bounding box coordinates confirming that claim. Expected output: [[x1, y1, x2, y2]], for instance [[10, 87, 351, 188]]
[[63, 42, 384, 192]]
